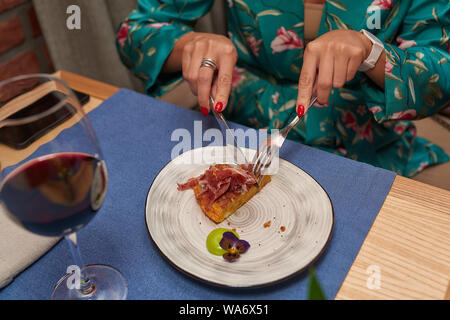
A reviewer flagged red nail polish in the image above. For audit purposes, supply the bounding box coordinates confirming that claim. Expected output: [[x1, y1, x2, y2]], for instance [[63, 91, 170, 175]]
[[215, 102, 223, 112], [297, 104, 305, 118], [200, 106, 209, 117]]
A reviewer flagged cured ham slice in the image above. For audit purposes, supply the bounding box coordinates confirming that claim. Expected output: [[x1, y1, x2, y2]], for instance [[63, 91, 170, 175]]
[[176, 177, 198, 191], [177, 164, 270, 223], [178, 164, 256, 206]]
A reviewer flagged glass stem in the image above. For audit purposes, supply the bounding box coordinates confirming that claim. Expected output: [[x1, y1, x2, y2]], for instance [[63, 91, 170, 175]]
[[65, 233, 95, 295]]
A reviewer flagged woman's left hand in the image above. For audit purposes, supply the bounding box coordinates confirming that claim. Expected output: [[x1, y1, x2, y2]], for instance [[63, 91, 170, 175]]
[[296, 30, 373, 117]]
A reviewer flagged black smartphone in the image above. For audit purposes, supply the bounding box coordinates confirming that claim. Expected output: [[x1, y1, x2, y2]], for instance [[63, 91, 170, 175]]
[[0, 89, 90, 150]]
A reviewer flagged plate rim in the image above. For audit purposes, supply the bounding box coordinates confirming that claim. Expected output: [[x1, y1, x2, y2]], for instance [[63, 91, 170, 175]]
[[144, 146, 335, 289]]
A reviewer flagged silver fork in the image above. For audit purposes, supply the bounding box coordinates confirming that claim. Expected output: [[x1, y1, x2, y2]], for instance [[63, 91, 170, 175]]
[[209, 95, 250, 166], [252, 95, 317, 184]]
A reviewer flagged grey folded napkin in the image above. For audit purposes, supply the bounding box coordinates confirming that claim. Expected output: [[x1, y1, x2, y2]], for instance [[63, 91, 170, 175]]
[[0, 205, 59, 288]]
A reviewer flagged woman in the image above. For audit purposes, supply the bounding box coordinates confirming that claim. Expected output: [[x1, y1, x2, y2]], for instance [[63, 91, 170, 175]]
[[116, 0, 449, 177]]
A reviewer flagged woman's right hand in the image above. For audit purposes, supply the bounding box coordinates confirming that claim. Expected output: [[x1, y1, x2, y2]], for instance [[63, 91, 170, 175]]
[[164, 32, 238, 116]]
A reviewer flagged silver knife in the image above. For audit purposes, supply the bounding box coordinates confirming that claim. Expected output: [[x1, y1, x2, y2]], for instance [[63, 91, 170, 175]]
[[209, 95, 250, 166]]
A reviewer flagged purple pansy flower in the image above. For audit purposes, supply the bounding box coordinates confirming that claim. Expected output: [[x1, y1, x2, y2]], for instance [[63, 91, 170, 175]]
[[219, 232, 250, 262]]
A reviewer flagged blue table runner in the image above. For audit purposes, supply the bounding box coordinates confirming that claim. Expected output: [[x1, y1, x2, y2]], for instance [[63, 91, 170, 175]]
[[0, 89, 396, 299]]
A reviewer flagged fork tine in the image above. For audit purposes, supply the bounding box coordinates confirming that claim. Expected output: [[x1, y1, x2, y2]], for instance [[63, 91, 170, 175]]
[[253, 145, 265, 164], [256, 152, 273, 184], [259, 144, 279, 176], [254, 95, 317, 183], [253, 158, 264, 179], [257, 147, 272, 173], [254, 150, 269, 177], [253, 145, 268, 174]]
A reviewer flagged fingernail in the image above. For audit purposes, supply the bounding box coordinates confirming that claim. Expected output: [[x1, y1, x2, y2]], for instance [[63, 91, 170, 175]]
[[214, 102, 223, 112], [200, 106, 209, 117], [297, 104, 305, 118]]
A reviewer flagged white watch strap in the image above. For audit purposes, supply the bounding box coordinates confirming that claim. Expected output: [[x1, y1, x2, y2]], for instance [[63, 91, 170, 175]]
[[358, 29, 384, 72]]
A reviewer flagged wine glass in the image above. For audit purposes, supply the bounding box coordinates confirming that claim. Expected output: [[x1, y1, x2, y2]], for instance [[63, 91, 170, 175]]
[[0, 74, 127, 300]]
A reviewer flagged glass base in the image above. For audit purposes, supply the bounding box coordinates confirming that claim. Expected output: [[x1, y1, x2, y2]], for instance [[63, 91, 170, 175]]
[[51, 264, 127, 300]]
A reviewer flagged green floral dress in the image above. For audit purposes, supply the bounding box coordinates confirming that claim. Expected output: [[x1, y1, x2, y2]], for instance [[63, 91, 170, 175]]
[[116, 0, 450, 177]]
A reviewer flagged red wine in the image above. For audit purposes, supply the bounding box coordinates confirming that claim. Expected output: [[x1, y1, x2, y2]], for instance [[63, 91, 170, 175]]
[[0, 152, 107, 236]]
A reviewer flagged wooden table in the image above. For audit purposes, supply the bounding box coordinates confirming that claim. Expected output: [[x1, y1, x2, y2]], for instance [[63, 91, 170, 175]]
[[10, 71, 450, 300]]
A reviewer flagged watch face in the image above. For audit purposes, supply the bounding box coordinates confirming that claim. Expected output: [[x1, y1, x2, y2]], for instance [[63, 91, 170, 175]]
[[358, 29, 384, 72], [362, 29, 383, 46], [358, 63, 372, 72]]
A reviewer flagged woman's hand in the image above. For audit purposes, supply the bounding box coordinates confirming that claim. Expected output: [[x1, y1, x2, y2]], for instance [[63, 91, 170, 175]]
[[163, 32, 238, 116], [295, 30, 374, 117]]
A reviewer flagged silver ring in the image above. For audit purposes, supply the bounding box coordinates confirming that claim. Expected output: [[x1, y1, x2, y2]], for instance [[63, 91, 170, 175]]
[[200, 58, 217, 71]]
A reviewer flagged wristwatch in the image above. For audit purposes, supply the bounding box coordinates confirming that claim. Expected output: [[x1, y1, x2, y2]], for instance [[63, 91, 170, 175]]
[[358, 29, 384, 72]]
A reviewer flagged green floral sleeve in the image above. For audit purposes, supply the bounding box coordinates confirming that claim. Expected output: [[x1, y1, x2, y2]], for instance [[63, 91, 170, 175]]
[[373, 2, 450, 123], [116, 0, 214, 96]]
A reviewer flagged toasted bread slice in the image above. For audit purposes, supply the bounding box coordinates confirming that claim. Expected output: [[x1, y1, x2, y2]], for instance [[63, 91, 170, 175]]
[[193, 175, 271, 223]]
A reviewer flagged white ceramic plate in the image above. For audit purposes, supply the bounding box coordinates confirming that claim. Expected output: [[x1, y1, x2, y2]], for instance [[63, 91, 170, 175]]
[[145, 146, 334, 287]]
